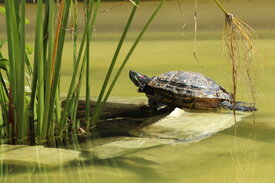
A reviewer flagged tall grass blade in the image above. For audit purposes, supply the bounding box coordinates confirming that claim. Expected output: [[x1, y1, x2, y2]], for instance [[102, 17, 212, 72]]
[[4, 0, 14, 143], [42, 0, 55, 140], [1, 0, 165, 143], [0, 74, 9, 141], [5, 0, 22, 143], [84, 0, 94, 128], [85, 0, 100, 129], [33, 0, 45, 142], [18, 0, 27, 142], [0, 59, 9, 140], [0, 72, 10, 137], [72, 0, 78, 67], [91, 0, 165, 127], [73, 52, 87, 125], [90, 0, 140, 128], [29, 2, 43, 143], [0, 105, 3, 139], [48, 0, 72, 136], [66, 0, 79, 125], [58, 0, 98, 135]]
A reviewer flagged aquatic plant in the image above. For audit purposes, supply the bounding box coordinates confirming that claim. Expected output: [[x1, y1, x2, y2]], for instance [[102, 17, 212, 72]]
[[214, 0, 258, 121], [0, 0, 165, 144]]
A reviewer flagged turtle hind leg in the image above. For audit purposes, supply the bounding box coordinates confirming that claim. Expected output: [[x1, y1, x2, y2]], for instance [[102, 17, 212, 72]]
[[139, 84, 154, 95], [220, 101, 257, 112]]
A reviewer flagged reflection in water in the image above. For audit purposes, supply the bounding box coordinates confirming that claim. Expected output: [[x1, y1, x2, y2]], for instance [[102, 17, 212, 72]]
[[1, 0, 275, 182], [0, 106, 253, 183]]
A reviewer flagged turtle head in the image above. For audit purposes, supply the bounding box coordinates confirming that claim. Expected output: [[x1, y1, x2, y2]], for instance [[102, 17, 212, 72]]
[[129, 70, 150, 87]]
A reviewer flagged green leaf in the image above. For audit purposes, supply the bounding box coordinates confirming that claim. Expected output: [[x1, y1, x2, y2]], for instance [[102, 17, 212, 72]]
[[0, 40, 6, 48], [0, 7, 29, 24], [25, 44, 33, 55], [0, 7, 5, 15], [25, 18, 30, 25], [0, 58, 9, 71], [0, 40, 6, 58]]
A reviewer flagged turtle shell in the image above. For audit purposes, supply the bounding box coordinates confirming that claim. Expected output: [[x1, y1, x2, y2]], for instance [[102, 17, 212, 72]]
[[147, 71, 232, 101]]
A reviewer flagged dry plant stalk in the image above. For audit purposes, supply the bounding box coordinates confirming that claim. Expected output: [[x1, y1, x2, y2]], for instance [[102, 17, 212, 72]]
[[223, 12, 258, 122], [51, 0, 65, 87]]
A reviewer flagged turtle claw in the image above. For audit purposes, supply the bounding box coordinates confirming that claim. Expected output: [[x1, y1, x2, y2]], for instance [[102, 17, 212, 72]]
[[148, 99, 168, 112]]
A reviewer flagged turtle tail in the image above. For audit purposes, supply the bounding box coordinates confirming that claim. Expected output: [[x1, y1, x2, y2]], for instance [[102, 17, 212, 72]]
[[220, 101, 257, 112]]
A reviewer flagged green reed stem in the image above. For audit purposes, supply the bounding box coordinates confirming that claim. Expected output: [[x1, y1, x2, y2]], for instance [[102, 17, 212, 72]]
[[33, 0, 44, 142], [85, 41, 91, 123], [0, 105, 3, 138], [54, 86, 61, 133], [0, 75, 8, 139], [58, 0, 94, 136], [90, 0, 140, 128], [67, 0, 78, 124], [72, 0, 78, 67], [18, 0, 27, 142], [42, 0, 55, 140], [43, 1, 49, 62], [85, 0, 100, 129], [5, 0, 22, 143], [84, 0, 93, 128], [93, 0, 166, 125], [74, 61, 87, 124], [2, 0, 165, 143], [74, 51, 87, 123], [49, 1, 71, 135], [4, 0, 14, 143], [29, 0, 50, 144]]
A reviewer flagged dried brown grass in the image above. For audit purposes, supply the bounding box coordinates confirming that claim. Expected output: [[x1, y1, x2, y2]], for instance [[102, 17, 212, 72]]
[[215, 0, 258, 122], [223, 13, 258, 121]]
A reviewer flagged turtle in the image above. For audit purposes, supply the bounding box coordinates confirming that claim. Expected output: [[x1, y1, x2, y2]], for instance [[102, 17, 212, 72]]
[[129, 70, 256, 112]]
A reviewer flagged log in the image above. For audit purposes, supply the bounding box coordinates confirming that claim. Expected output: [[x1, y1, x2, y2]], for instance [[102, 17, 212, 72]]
[[65, 99, 174, 137]]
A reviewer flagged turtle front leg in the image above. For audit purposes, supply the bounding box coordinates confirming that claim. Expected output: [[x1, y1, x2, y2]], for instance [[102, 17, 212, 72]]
[[138, 84, 146, 93], [148, 99, 169, 112], [139, 84, 154, 94], [148, 99, 159, 112]]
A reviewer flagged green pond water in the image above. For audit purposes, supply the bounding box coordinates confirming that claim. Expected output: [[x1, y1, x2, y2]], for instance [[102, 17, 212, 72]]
[[1, 0, 275, 182]]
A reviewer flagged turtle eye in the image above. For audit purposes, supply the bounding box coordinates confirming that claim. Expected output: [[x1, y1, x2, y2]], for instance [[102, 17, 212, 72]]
[[134, 75, 139, 81]]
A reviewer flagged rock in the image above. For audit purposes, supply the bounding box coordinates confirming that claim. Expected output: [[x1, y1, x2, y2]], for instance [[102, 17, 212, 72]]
[[140, 108, 250, 143], [78, 108, 250, 159], [0, 144, 80, 168]]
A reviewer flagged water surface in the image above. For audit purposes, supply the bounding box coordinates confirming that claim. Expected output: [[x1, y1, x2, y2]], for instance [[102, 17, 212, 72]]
[[1, 0, 275, 182]]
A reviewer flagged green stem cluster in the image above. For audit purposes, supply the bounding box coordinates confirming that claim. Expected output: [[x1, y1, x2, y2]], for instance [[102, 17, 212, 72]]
[[91, 0, 166, 127], [0, 0, 165, 144]]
